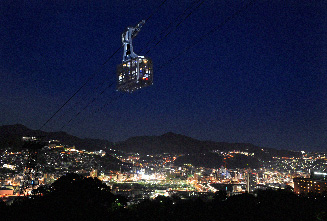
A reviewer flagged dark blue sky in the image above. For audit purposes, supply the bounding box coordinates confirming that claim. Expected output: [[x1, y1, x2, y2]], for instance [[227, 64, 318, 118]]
[[1, 0, 326, 151]]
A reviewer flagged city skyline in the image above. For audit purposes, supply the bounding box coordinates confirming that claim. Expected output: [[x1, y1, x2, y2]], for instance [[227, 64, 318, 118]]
[[1, 1, 326, 151]]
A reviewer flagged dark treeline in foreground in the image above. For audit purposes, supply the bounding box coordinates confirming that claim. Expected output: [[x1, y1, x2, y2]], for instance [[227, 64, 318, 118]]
[[1, 174, 327, 221]]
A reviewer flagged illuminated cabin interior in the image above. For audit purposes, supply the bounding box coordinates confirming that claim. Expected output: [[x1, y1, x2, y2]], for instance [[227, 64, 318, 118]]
[[117, 56, 153, 93]]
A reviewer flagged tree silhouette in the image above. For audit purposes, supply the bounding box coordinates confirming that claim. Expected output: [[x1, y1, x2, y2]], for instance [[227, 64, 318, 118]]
[[8, 173, 126, 220], [4, 181, 327, 220]]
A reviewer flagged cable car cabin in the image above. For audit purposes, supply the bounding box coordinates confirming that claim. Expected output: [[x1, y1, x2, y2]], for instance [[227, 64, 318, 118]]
[[117, 56, 153, 93], [117, 20, 153, 93]]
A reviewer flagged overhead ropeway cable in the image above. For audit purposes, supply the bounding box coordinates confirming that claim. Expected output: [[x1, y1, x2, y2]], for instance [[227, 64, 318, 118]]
[[38, 0, 169, 131], [56, 0, 257, 131], [39, 45, 122, 131], [140, 0, 204, 54], [144, 0, 206, 55]]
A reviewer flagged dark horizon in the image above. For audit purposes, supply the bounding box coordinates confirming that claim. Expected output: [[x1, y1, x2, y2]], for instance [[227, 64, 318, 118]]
[[1, 1, 326, 152]]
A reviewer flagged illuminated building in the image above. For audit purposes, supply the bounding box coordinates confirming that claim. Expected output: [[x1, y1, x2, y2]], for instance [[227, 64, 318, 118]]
[[293, 172, 327, 194], [246, 172, 257, 193], [0, 187, 14, 197]]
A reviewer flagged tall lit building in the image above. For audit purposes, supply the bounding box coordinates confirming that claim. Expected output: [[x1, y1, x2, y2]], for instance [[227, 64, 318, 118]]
[[246, 172, 257, 193], [293, 172, 327, 194]]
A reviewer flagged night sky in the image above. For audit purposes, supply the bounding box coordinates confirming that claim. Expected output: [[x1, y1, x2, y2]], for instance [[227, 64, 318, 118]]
[[1, 0, 326, 151]]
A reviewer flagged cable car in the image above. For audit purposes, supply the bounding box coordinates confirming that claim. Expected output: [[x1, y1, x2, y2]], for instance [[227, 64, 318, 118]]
[[117, 20, 153, 93]]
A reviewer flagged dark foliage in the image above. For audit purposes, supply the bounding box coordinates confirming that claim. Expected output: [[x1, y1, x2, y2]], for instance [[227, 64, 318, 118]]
[[225, 154, 261, 169], [2, 173, 125, 220], [1, 186, 327, 221]]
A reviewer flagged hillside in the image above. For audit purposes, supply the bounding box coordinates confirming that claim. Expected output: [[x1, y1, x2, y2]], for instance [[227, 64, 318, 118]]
[[113, 132, 211, 154], [0, 125, 301, 160], [114, 132, 301, 159], [0, 124, 112, 151], [174, 153, 262, 169]]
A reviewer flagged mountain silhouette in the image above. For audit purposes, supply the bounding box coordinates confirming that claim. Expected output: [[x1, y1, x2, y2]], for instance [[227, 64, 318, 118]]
[[0, 124, 301, 160], [0, 124, 112, 151], [114, 132, 301, 159]]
